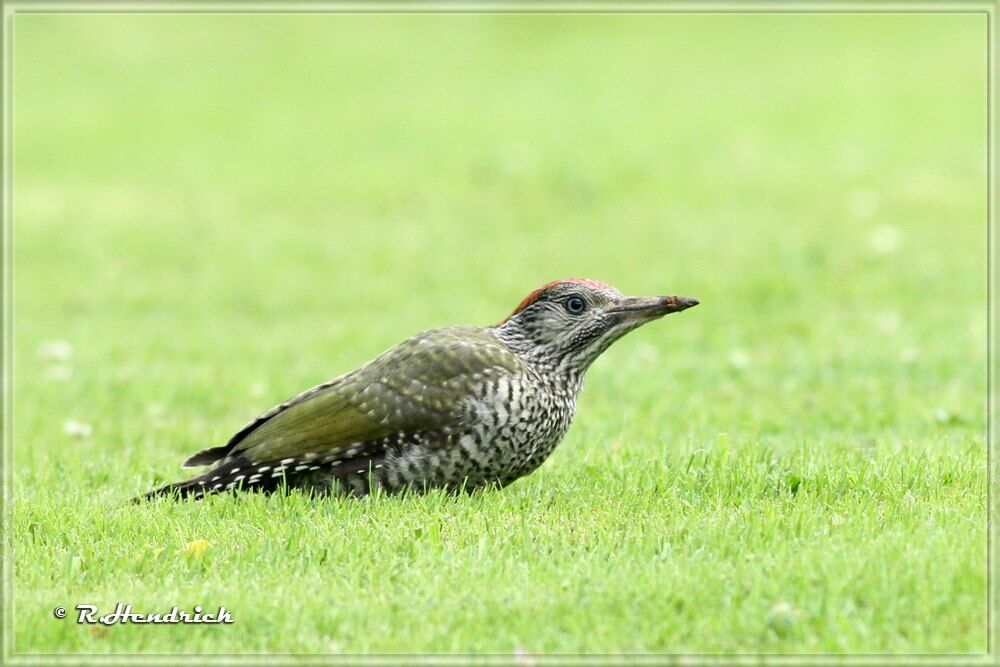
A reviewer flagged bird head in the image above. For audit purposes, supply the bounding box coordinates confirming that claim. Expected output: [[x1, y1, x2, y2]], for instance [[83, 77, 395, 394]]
[[492, 278, 698, 374]]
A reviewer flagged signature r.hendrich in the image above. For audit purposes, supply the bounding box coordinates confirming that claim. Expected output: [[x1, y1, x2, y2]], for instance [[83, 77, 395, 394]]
[[70, 603, 233, 625]]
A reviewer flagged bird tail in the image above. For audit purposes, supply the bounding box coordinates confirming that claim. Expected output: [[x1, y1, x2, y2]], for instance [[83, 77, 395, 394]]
[[182, 444, 232, 468], [138, 450, 387, 502], [138, 476, 208, 502], [137, 455, 285, 502]]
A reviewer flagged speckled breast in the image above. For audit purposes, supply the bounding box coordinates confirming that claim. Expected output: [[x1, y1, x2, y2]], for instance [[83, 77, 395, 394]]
[[369, 370, 581, 494]]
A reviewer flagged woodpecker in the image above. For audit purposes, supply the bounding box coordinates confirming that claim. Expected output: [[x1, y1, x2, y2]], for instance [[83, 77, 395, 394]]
[[142, 279, 698, 500]]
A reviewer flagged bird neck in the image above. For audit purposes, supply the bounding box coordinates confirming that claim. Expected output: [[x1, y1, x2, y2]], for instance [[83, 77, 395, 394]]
[[490, 323, 587, 392]]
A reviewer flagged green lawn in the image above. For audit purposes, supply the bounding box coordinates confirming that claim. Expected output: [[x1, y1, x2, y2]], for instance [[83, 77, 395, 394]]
[[9, 12, 987, 656]]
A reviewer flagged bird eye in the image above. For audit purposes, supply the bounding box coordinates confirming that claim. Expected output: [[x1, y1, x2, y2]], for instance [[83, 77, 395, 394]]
[[564, 296, 587, 315]]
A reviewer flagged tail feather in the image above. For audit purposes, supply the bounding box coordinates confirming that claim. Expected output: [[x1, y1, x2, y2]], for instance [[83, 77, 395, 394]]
[[183, 444, 233, 468], [138, 450, 384, 501], [138, 477, 209, 502], [139, 456, 282, 501]]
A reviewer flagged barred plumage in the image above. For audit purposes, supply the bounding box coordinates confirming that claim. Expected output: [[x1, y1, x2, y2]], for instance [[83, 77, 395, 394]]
[[141, 279, 697, 501]]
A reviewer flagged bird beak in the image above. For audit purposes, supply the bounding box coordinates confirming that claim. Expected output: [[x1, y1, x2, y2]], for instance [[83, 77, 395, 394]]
[[607, 295, 699, 320]]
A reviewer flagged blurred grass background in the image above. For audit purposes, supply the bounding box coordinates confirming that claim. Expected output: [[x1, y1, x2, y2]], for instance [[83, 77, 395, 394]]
[[10, 12, 987, 654]]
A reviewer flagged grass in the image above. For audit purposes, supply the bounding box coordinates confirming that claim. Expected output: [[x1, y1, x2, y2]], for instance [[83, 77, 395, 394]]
[[9, 11, 987, 656]]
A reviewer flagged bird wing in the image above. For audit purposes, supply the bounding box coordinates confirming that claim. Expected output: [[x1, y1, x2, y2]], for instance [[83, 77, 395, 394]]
[[190, 326, 524, 467]]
